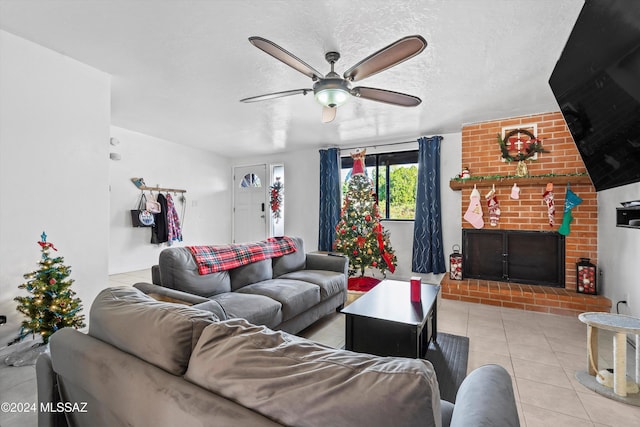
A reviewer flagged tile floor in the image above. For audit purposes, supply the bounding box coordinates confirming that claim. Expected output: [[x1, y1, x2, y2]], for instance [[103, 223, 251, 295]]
[[1, 271, 639, 426]]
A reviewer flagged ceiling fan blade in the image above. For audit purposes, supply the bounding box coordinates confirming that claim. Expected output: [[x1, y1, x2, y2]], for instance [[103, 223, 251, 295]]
[[343, 35, 427, 82], [322, 106, 336, 123], [240, 89, 311, 103], [352, 87, 422, 107], [249, 37, 323, 80]]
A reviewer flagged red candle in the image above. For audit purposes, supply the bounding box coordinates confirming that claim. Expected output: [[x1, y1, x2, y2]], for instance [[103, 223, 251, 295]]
[[410, 277, 421, 302]]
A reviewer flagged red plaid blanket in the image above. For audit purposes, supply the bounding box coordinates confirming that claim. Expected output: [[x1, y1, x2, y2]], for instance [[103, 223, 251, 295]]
[[187, 236, 297, 275]]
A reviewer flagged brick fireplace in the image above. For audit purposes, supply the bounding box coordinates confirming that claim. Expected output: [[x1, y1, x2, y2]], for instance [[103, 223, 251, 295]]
[[442, 112, 611, 315]]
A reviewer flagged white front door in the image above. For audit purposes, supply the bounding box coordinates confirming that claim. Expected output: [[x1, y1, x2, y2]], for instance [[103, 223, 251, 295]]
[[233, 164, 267, 243]]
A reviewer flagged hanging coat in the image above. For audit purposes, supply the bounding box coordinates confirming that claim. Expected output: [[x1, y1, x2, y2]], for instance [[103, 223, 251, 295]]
[[166, 193, 183, 245], [151, 193, 169, 244]]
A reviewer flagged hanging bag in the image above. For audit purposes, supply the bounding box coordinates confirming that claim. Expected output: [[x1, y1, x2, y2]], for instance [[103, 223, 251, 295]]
[[146, 193, 162, 214], [130, 193, 155, 227]]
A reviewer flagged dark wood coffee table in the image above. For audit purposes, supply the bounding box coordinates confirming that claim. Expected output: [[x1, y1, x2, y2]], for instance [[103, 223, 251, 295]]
[[341, 279, 439, 358]]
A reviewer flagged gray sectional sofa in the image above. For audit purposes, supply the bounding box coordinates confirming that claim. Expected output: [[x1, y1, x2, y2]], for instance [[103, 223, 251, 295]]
[[134, 237, 348, 334], [37, 287, 520, 427]]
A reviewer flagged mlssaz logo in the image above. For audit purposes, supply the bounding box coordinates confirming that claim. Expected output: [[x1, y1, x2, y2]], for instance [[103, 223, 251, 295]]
[[40, 402, 88, 413]]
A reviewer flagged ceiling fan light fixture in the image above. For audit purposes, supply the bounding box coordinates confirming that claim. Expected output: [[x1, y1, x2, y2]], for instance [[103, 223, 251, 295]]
[[243, 37, 427, 120], [313, 79, 351, 108]]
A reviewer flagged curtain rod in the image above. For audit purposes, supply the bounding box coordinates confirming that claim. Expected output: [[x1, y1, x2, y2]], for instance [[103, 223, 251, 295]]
[[333, 139, 419, 152]]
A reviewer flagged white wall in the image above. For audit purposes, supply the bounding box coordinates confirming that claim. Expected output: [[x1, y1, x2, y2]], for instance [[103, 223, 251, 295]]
[[108, 126, 232, 274], [0, 30, 110, 347], [232, 132, 462, 283], [597, 181, 640, 317]]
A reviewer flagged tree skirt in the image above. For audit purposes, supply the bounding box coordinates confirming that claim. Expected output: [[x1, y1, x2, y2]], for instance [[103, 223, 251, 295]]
[[348, 276, 381, 292]]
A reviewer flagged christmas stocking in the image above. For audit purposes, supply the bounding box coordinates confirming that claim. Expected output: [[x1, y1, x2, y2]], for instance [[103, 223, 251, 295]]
[[510, 183, 520, 200], [486, 194, 501, 226], [542, 189, 555, 227], [558, 209, 573, 236], [464, 187, 484, 229], [558, 187, 583, 235]]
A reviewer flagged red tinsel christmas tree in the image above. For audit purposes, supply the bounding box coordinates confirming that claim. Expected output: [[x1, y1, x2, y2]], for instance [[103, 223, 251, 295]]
[[334, 149, 397, 277]]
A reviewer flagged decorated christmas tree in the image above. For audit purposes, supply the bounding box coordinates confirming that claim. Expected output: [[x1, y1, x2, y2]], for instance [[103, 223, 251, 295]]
[[334, 149, 397, 278], [12, 232, 85, 345]]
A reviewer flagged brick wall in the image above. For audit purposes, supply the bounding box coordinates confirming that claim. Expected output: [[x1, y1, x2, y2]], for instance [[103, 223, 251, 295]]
[[460, 112, 597, 290]]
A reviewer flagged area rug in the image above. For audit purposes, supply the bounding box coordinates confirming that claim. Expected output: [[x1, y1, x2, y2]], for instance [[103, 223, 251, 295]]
[[347, 276, 381, 292], [425, 333, 470, 403]]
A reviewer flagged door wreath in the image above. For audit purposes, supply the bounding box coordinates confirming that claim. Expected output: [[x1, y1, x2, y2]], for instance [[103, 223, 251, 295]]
[[270, 178, 283, 223], [497, 129, 549, 162]]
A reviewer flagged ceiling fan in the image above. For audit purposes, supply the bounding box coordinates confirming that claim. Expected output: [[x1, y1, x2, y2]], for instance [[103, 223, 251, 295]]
[[240, 35, 427, 123]]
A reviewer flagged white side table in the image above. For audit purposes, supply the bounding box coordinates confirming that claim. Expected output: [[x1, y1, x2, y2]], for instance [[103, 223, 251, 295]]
[[578, 312, 640, 397]]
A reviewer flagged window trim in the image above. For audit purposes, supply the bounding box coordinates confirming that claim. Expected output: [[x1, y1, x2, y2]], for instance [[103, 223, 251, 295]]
[[340, 150, 419, 221]]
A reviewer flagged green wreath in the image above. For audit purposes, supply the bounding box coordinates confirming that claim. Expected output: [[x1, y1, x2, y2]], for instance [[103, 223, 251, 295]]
[[498, 129, 549, 162]]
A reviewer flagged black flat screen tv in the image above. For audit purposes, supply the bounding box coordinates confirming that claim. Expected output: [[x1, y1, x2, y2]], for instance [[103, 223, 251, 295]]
[[549, 0, 640, 191]]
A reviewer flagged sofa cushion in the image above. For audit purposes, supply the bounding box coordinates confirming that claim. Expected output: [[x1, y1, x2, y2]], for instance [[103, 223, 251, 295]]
[[88, 287, 217, 376], [276, 270, 345, 299], [211, 292, 282, 329], [272, 236, 305, 277], [236, 279, 320, 321], [229, 258, 272, 291], [185, 319, 442, 427], [159, 247, 231, 297]]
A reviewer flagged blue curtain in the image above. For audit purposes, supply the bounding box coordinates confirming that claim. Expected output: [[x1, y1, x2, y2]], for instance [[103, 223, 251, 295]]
[[412, 136, 446, 273], [318, 148, 341, 251]]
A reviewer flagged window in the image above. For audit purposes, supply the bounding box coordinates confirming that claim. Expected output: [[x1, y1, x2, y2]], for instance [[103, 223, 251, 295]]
[[340, 150, 418, 220], [239, 173, 261, 188]]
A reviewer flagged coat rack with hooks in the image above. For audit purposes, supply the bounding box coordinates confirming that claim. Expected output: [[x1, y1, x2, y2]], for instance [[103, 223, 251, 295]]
[[139, 185, 187, 194], [131, 177, 186, 194]]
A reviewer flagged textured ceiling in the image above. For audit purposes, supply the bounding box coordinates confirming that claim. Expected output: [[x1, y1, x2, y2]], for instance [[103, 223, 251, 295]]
[[0, 0, 584, 158]]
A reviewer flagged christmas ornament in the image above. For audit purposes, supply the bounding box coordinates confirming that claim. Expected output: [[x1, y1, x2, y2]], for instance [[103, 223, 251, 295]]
[[576, 258, 597, 294], [449, 245, 463, 280]]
